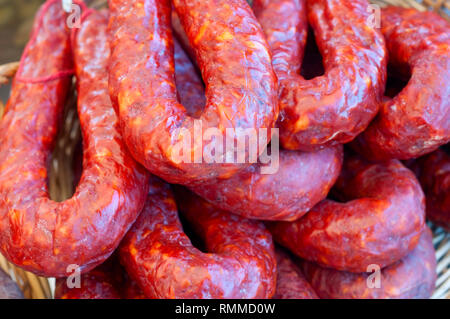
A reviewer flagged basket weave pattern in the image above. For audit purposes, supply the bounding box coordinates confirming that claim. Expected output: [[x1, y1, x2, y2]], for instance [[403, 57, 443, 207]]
[[0, 0, 448, 299]]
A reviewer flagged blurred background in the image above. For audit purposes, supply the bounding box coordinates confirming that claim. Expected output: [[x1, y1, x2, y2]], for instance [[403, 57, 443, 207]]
[[0, 0, 45, 103], [0, 0, 107, 105]]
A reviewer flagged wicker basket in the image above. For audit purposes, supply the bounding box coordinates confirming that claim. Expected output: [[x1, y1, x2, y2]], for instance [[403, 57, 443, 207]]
[[0, 0, 448, 299]]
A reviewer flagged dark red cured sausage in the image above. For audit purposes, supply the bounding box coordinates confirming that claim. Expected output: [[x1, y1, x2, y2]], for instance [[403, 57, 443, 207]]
[[108, 0, 278, 185], [0, 3, 148, 277], [353, 7, 450, 160], [168, 32, 344, 221], [0, 269, 23, 299], [273, 248, 318, 299], [190, 145, 343, 221], [119, 178, 276, 299], [268, 153, 426, 272], [62, 12, 174, 298], [301, 228, 436, 299], [412, 148, 450, 231], [252, 0, 387, 151]]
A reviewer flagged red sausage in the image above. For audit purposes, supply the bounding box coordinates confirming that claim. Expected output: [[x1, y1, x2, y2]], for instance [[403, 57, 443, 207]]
[[0, 3, 148, 277], [119, 178, 277, 299], [253, 0, 387, 151], [412, 148, 450, 231], [301, 228, 436, 299], [268, 153, 426, 272], [108, 0, 278, 185], [56, 40, 200, 298], [190, 145, 343, 221], [353, 7, 450, 160], [168, 29, 344, 221], [273, 248, 318, 299]]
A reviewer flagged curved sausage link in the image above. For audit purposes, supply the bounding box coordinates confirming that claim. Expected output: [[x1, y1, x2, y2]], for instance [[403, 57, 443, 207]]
[[412, 148, 450, 231], [119, 178, 277, 299], [190, 145, 343, 221], [108, 0, 279, 185], [353, 7, 450, 160], [268, 153, 426, 272], [168, 33, 344, 221], [0, 4, 149, 277], [253, 0, 387, 151], [301, 228, 436, 299], [273, 248, 318, 299], [56, 38, 214, 300]]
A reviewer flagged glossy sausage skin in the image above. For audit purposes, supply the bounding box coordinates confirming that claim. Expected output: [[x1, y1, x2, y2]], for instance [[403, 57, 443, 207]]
[[169, 34, 344, 221], [0, 4, 148, 277], [413, 148, 450, 231], [0, 269, 24, 299], [253, 0, 387, 151], [119, 178, 276, 299], [190, 145, 343, 221], [56, 41, 206, 300], [353, 7, 450, 160], [108, 0, 278, 185], [301, 228, 436, 299], [268, 153, 426, 272], [273, 248, 318, 299]]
